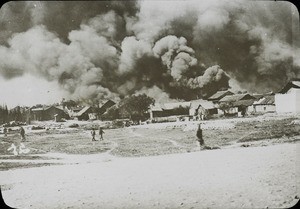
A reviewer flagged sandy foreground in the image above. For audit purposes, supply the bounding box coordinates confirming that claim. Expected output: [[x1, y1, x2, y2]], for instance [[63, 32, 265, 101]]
[[1, 143, 299, 209]]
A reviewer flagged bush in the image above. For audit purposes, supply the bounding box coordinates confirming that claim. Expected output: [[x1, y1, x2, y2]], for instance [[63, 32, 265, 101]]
[[31, 125, 44, 130], [68, 123, 79, 128]]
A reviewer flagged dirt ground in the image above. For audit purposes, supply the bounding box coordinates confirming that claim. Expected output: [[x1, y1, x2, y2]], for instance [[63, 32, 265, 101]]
[[0, 113, 299, 208], [0, 143, 299, 209]]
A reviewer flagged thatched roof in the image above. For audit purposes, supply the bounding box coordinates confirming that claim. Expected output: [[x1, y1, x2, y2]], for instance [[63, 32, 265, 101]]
[[75, 106, 92, 116], [190, 99, 216, 109], [162, 102, 191, 110], [233, 100, 255, 107], [253, 95, 275, 105], [150, 100, 216, 112], [150, 101, 192, 112], [219, 93, 255, 102], [208, 90, 233, 101], [252, 94, 264, 99], [278, 80, 300, 93]]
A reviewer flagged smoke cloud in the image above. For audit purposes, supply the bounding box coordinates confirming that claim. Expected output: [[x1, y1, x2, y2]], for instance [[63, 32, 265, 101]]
[[134, 85, 179, 104], [187, 65, 228, 89], [0, 0, 299, 104]]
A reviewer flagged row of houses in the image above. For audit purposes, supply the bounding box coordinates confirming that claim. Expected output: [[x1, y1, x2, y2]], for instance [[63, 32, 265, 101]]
[[30, 100, 116, 122], [27, 80, 300, 123], [149, 80, 300, 121]]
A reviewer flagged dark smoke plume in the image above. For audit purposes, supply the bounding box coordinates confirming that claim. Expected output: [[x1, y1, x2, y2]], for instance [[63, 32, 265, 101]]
[[0, 0, 299, 104]]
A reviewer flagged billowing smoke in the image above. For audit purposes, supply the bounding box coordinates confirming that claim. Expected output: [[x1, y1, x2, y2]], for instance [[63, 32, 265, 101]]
[[153, 36, 197, 80], [118, 36, 153, 74], [187, 65, 228, 89], [0, 0, 299, 104], [134, 85, 180, 104]]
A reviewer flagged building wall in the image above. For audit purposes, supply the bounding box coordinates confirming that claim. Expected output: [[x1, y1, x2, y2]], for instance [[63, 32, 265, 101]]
[[216, 107, 238, 115], [296, 89, 300, 112], [152, 111, 165, 118], [44, 107, 68, 121], [77, 108, 95, 120], [217, 109, 224, 115], [254, 105, 276, 113], [275, 89, 300, 113], [247, 105, 255, 114], [32, 111, 43, 121], [228, 107, 238, 114]]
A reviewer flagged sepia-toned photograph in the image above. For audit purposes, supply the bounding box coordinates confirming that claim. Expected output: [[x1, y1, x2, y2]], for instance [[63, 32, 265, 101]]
[[0, 0, 299, 208]]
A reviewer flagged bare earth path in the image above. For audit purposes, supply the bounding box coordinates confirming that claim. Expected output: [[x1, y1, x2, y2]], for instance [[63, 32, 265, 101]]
[[1, 142, 299, 209]]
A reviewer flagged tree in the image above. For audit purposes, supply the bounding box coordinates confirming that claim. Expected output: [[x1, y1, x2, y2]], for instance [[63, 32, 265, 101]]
[[217, 102, 234, 116], [119, 94, 155, 122], [62, 99, 77, 109], [101, 106, 120, 121], [0, 105, 8, 124]]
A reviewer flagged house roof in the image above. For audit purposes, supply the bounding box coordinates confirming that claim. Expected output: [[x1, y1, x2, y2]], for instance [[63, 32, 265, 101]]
[[71, 107, 84, 112], [31, 105, 67, 113], [190, 99, 215, 109], [10, 106, 30, 112], [31, 107, 45, 112], [279, 80, 300, 93], [233, 100, 255, 107], [31, 105, 50, 111], [252, 94, 264, 99], [162, 102, 191, 110], [150, 100, 215, 112], [75, 106, 91, 116], [208, 90, 233, 100], [150, 104, 163, 111], [54, 105, 65, 111], [150, 101, 191, 112], [253, 95, 275, 105], [219, 93, 254, 102], [44, 105, 65, 111], [99, 100, 115, 109]]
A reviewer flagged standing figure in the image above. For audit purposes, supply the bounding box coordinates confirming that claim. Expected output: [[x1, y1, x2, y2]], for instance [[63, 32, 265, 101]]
[[20, 126, 26, 142], [91, 128, 96, 141], [3, 127, 7, 137], [99, 127, 104, 140], [196, 123, 204, 148]]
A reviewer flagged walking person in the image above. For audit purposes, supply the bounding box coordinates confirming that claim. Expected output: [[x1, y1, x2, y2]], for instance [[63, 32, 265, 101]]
[[20, 126, 26, 142], [91, 128, 96, 141], [196, 123, 204, 149], [99, 127, 104, 140]]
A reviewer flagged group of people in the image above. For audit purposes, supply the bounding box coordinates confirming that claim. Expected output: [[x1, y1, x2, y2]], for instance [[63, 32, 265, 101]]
[[4, 124, 104, 143], [5, 126, 28, 156], [3, 126, 26, 142], [91, 127, 105, 141], [5, 123, 205, 151]]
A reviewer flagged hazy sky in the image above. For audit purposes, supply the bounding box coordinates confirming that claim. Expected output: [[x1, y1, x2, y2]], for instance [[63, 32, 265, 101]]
[[0, 0, 299, 108], [0, 74, 67, 108]]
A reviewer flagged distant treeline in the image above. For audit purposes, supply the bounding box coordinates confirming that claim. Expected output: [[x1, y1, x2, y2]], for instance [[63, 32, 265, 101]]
[[0, 105, 28, 124]]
